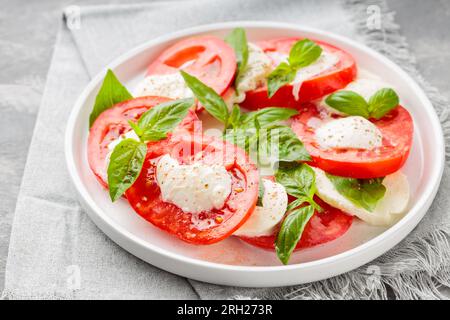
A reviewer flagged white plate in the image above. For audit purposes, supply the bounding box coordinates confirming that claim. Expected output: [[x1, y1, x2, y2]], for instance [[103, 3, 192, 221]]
[[65, 21, 445, 287]]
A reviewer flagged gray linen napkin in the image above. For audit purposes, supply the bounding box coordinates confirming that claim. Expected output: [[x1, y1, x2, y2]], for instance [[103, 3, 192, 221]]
[[1, 23, 196, 300], [3, 0, 450, 300]]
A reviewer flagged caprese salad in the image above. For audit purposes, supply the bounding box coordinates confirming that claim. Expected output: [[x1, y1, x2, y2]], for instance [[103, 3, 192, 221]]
[[87, 28, 413, 264]]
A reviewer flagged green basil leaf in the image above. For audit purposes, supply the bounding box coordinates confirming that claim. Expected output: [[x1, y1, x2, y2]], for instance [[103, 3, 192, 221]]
[[368, 88, 400, 119], [180, 71, 229, 124], [267, 62, 297, 98], [228, 104, 242, 129], [254, 116, 261, 130], [287, 194, 322, 213], [266, 39, 322, 98], [288, 39, 323, 69], [245, 125, 310, 167], [107, 139, 147, 202], [275, 163, 316, 199], [276, 205, 315, 264], [89, 69, 133, 128], [137, 98, 194, 141], [326, 174, 386, 212], [127, 120, 143, 138], [240, 107, 298, 129], [225, 28, 249, 91], [140, 130, 169, 142], [223, 128, 250, 151], [273, 126, 311, 162], [286, 197, 310, 211], [325, 90, 370, 118], [226, 123, 309, 167]]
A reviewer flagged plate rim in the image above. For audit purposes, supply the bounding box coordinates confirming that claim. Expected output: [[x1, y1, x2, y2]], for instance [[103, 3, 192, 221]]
[[64, 21, 445, 284]]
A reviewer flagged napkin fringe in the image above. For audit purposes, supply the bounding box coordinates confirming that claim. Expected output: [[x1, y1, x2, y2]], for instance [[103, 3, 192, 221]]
[[271, 228, 450, 300], [1, 290, 70, 300], [232, 0, 450, 300], [229, 228, 450, 300]]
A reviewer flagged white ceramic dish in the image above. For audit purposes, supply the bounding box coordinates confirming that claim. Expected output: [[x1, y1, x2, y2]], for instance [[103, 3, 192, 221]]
[[65, 21, 445, 287]]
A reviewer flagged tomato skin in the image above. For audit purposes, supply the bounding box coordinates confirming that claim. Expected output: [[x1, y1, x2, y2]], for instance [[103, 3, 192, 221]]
[[291, 104, 414, 179], [125, 134, 259, 245], [239, 198, 353, 250], [147, 36, 236, 96], [87, 96, 200, 188], [239, 38, 357, 110]]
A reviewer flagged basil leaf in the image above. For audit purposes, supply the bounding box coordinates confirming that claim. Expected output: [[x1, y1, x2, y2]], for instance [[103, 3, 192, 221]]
[[228, 104, 242, 129], [267, 39, 322, 98], [128, 120, 143, 137], [272, 126, 311, 162], [107, 139, 147, 202], [140, 130, 169, 142], [223, 128, 250, 151], [325, 90, 370, 118], [180, 71, 229, 124], [89, 69, 133, 128], [287, 194, 322, 213], [225, 28, 249, 91], [288, 39, 322, 69], [286, 196, 310, 211], [241, 125, 310, 167], [225, 118, 309, 166], [240, 107, 298, 129], [276, 205, 315, 265], [275, 163, 316, 199], [267, 62, 297, 98], [368, 88, 400, 119], [136, 98, 194, 141], [326, 174, 386, 212], [254, 116, 261, 130]]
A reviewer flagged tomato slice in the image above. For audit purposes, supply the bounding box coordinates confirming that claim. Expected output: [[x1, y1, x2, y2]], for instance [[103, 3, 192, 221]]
[[125, 134, 259, 245], [291, 103, 414, 179], [239, 198, 353, 250], [147, 36, 236, 96], [240, 38, 357, 110], [87, 96, 200, 188]]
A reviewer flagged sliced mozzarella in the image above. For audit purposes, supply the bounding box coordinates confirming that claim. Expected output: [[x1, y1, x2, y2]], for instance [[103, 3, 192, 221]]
[[315, 116, 383, 150], [372, 172, 410, 216], [234, 179, 288, 237], [156, 154, 232, 214], [319, 77, 395, 115], [267, 50, 339, 101], [134, 73, 193, 99], [234, 43, 273, 103], [312, 167, 410, 226]]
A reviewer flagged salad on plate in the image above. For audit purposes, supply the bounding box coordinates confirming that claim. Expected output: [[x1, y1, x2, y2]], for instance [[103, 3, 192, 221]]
[[87, 28, 413, 264]]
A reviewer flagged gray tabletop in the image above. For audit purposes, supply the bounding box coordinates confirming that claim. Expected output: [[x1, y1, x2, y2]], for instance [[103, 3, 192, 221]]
[[1, 0, 449, 295]]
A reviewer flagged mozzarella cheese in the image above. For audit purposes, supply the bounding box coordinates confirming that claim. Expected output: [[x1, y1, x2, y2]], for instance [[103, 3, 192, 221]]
[[232, 44, 339, 103], [315, 116, 383, 150], [234, 179, 288, 237], [319, 77, 395, 115], [134, 73, 194, 99], [234, 43, 273, 103], [156, 154, 232, 215], [267, 50, 339, 101], [312, 167, 410, 226]]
